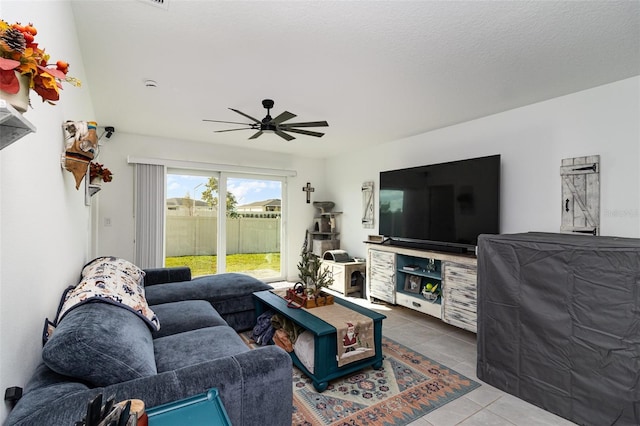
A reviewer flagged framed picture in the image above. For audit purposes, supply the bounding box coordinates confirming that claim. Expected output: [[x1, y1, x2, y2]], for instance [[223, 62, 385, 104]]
[[404, 275, 422, 293]]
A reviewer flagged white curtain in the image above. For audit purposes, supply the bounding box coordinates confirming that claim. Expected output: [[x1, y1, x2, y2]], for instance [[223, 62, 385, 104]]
[[134, 163, 165, 268]]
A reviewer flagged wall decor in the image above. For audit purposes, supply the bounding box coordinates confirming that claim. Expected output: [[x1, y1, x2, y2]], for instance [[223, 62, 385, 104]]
[[62, 121, 98, 189], [0, 19, 81, 112], [560, 155, 600, 235], [361, 181, 374, 229], [89, 161, 113, 184], [302, 182, 315, 203]]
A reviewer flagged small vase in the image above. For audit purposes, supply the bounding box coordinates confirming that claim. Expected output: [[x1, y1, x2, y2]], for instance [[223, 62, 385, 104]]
[[0, 72, 30, 113]]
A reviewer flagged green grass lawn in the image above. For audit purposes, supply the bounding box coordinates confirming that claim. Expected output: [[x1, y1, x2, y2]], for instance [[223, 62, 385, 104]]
[[165, 253, 280, 277]]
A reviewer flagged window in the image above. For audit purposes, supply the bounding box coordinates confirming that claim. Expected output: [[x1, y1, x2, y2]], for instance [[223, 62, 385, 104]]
[[165, 170, 285, 281]]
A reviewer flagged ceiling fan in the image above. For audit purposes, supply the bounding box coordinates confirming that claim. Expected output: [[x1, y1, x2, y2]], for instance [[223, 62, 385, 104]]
[[203, 99, 328, 141]]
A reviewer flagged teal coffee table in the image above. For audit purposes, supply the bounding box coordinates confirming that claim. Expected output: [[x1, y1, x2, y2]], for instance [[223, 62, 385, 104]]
[[253, 290, 385, 392]]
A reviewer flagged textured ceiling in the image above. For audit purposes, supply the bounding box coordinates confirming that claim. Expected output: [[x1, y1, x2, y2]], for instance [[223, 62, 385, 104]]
[[69, 0, 640, 159]]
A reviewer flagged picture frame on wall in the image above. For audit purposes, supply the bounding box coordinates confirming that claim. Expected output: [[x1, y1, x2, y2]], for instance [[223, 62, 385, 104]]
[[404, 275, 422, 293]]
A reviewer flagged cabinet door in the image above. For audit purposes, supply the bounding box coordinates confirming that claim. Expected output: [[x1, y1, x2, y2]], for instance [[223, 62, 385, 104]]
[[368, 249, 395, 303], [442, 262, 477, 333]]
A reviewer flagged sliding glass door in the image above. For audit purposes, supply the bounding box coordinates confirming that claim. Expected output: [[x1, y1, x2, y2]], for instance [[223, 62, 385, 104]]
[[165, 170, 284, 281], [224, 175, 283, 280]]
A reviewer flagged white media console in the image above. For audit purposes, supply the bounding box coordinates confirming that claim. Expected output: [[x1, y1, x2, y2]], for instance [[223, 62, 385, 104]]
[[366, 243, 478, 333]]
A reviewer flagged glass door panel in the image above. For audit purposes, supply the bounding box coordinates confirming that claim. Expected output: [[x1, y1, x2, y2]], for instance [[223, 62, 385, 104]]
[[165, 172, 218, 276], [224, 175, 283, 281]]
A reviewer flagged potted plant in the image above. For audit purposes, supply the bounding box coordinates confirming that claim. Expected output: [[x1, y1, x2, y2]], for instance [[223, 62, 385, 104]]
[[296, 231, 333, 304], [89, 162, 113, 184], [0, 20, 80, 112]]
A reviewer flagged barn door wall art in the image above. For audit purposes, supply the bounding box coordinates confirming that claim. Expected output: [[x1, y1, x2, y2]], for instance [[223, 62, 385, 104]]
[[560, 155, 600, 235], [361, 181, 374, 229]]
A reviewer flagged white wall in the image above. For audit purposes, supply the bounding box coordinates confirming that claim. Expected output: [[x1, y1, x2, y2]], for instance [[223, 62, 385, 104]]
[[0, 1, 95, 421], [326, 77, 640, 258], [93, 133, 326, 281]]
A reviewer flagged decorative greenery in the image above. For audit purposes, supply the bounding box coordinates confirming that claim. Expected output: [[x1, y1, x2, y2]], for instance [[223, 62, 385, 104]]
[[0, 20, 80, 105], [89, 162, 113, 183], [297, 231, 333, 296]]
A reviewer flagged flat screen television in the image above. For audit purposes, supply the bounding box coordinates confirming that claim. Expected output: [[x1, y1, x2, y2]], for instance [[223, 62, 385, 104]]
[[379, 154, 500, 253]]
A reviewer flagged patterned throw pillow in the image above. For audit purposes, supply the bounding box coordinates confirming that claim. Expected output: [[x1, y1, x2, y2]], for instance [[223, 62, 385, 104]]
[[53, 257, 160, 334], [82, 256, 146, 283]]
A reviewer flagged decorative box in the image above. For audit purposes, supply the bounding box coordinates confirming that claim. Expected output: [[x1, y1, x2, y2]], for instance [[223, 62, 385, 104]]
[[286, 288, 334, 308]]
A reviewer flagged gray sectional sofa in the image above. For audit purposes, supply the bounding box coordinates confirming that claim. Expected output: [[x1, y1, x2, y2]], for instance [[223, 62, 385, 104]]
[[4, 260, 293, 426]]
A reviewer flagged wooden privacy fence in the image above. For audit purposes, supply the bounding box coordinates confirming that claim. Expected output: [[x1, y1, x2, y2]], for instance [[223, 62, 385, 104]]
[[166, 216, 281, 256]]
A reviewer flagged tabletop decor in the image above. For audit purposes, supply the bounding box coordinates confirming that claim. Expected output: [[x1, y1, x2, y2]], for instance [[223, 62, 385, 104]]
[[293, 230, 334, 307], [0, 19, 80, 112]]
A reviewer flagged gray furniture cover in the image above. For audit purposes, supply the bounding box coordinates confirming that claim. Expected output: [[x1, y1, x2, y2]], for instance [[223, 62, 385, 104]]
[[477, 232, 640, 426]]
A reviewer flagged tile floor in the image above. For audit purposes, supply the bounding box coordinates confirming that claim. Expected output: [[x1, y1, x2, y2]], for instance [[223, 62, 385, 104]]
[[272, 282, 576, 426]]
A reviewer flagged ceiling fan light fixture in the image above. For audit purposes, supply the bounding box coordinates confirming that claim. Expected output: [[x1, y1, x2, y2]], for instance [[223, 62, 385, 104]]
[[204, 99, 328, 142]]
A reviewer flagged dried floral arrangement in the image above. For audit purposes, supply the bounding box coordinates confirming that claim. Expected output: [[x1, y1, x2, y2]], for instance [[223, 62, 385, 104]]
[[0, 20, 80, 105], [89, 162, 113, 183]]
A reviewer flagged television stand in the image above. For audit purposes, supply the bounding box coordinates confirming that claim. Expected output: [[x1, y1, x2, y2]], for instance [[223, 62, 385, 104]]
[[366, 243, 478, 333]]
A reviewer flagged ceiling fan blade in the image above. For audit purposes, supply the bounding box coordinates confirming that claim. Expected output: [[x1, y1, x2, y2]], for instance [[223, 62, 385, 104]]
[[275, 130, 295, 141], [214, 127, 256, 133], [229, 108, 262, 124], [204, 119, 254, 126], [272, 111, 297, 124], [249, 130, 264, 139], [279, 120, 329, 128], [285, 128, 325, 138]]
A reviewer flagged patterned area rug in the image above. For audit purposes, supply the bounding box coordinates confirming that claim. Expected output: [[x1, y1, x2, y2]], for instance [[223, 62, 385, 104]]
[[240, 333, 480, 426]]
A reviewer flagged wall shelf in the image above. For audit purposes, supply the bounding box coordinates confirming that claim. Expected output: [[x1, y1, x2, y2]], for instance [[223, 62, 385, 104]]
[[0, 100, 36, 150], [85, 168, 101, 206]]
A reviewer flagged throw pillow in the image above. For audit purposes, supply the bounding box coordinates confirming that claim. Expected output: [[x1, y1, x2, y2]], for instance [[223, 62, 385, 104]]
[[42, 302, 157, 387], [55, 256, 159, 332]]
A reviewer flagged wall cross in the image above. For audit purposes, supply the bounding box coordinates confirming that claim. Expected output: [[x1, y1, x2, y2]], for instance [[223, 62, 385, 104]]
[[302, 182, 315, 204]]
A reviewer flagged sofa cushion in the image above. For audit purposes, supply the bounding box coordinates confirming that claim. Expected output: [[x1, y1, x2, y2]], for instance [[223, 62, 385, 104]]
[[150, 300, 227, 339], [42, 302, 157, 387], [145, 273, 271, 315], [143, 267, 191, 286], [153, 326, 250, 373], [4, 363, 96, 426]]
